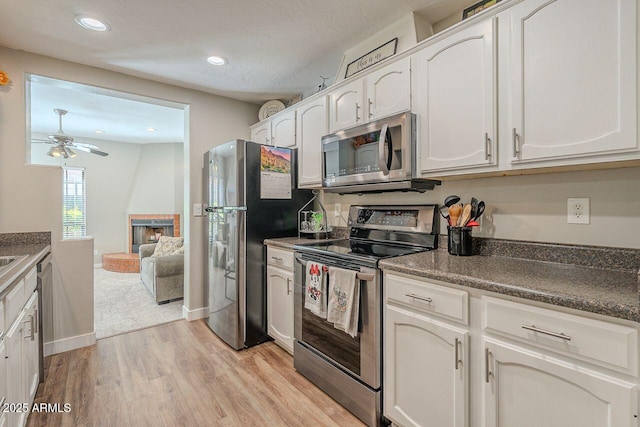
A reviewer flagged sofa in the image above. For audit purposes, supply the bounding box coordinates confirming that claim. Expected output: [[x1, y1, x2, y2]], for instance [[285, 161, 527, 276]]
[[139, 237, 184, 304]]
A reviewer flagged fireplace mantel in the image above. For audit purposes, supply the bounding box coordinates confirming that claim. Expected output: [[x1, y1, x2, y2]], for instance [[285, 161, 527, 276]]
[[128, 214, 180, 254]]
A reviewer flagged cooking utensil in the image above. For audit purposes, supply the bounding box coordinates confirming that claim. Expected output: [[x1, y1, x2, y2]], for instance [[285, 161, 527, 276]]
[[470, 197, 478, 221], [474, 201, 485, 220], [444, 195, 461, 207], [459, 203, 472, 226], [448, 204, 462, 227], [439, 206, 451, 225], [467, 220, 480, 227]]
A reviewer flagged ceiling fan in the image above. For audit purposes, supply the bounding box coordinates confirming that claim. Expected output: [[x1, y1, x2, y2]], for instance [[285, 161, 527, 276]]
[[35, 109, 109, 158]]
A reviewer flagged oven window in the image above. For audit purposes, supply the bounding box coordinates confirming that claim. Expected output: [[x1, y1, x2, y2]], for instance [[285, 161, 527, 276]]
[[301, 302, 361, 376]]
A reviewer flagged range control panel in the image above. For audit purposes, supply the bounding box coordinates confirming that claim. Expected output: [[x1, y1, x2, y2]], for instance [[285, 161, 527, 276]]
[[348, 205, 437, 234]]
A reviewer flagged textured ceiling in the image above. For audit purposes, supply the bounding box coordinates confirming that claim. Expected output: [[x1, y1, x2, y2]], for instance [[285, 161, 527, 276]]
[[0, 0, 470, 104]]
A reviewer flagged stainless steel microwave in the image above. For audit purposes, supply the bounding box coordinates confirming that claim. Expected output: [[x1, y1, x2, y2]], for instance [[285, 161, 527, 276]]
[[321, 112, 439, 194]]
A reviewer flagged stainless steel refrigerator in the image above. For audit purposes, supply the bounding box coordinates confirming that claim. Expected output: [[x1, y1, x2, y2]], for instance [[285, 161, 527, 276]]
[[204, 140, 311, 349]]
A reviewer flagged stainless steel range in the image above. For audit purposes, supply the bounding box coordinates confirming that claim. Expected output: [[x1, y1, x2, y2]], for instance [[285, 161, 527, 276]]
[[293, 205, 439, 426]]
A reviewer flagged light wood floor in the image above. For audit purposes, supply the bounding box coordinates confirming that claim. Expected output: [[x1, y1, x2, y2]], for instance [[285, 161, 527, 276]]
[[27, 320, 364, 427]]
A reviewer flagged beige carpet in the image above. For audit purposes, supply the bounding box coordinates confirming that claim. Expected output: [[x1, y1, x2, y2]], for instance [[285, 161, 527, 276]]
[[94, 268, 183, 339]]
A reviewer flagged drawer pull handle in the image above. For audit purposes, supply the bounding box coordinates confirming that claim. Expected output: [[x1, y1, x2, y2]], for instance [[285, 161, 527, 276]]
[[454, 338, 461, 370], [521, 324, 571, 341], [271, 257, 283, 262], [286, 278, 291, 295], [405, 293, 432, 303]]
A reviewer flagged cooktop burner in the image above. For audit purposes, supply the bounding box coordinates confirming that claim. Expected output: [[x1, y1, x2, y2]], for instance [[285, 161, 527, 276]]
[[294, 238, 431, 264]]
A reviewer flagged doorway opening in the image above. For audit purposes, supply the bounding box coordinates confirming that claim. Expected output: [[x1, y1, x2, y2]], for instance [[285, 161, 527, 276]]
[[27, 74, 188, 339]]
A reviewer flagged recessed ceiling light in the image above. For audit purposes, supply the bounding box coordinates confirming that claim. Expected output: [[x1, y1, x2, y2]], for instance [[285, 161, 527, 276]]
[[95, 130, 105, 134], [207, 56, 227, 66], [147, 127, 157, 132], [75, 15, 111, 32]]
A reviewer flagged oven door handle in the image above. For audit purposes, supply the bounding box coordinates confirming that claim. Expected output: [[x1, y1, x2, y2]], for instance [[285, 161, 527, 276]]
[[378, 123, 391, 175]]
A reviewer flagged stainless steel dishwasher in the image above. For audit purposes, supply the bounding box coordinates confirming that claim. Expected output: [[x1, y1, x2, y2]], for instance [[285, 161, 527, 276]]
[[36, 252, 52, 382]]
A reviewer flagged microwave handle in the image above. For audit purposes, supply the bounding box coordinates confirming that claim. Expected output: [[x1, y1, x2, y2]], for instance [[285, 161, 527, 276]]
[[378, 123, 391, 175]]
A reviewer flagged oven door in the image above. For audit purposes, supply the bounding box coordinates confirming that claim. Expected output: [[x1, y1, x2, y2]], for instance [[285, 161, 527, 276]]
[[322, 112, 414, 189], [293, 252, 380, 389]]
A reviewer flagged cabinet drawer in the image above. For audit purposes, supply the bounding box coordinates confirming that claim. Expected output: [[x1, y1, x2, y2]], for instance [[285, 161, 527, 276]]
[[385, 274, 468, 324], [24, 267, 37, 296], [483, 297, 639, 376], [267, 247, 294, 270], [4, 278, 25, 328]]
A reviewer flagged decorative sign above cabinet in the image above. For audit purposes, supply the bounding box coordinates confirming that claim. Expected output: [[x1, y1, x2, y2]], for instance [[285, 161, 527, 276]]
[[345, 38, 398, 78]]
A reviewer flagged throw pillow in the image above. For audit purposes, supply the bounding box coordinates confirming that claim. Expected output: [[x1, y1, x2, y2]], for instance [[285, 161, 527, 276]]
[[170, 246, 185, 256], [151, 236, 184, 257]]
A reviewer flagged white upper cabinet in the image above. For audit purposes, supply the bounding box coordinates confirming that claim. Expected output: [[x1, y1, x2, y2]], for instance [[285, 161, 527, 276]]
[[329, 79, 364, 133], [414, 19, 497, 175], [329, 58, 411, 133], [366, 57, 411, 122], [271, 110, 296, 148], [296, 96, 328, 188], [502, 0, 638, 167], [250, 121, 271, 146], [250, 110, 297, 147]]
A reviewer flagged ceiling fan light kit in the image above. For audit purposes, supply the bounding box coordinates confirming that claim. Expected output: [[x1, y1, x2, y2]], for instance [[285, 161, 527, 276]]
[[42, 108, 109, 158]]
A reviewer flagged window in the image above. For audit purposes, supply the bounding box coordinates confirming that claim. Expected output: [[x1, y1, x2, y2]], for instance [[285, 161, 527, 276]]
[[63, 167, 86, 239]]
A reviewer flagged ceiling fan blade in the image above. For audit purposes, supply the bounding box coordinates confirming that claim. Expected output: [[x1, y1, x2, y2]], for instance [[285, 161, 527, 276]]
[[73, 145, 109, 156], [32, 138, 55, 144], [73, 142, 102, 150]]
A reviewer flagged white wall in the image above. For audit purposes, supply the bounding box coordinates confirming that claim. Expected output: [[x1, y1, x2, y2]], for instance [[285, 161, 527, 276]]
[[0, 46, 258, 350], [325, 166, 640, 249]]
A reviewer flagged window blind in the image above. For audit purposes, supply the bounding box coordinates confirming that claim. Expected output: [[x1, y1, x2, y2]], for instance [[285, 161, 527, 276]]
[[62, 167, 86, 239]]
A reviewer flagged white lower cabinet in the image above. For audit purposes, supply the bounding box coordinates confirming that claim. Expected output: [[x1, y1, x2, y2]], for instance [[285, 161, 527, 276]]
[[384, 304, 468, 427], [266, 247, 294, 354], [3, 287, 40, 427], [5, 310, 27, 427], [483, 337, 638, 427], [0, 337, 7, 427], [383, 273, 640, 427]]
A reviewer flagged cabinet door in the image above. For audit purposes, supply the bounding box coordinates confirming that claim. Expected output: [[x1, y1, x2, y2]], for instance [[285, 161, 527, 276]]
[[414, 19, 496, 175], [296, 97, 328, 187], [483, 338, 638, 427], [329, 79, 364, 132], [5, 312, 27, 427], [266, 265, 294, 353], [24, 293, 39, 402], [250, 121, 271, 145], [384, 304, 468, 427], [271, 110, 296, 148], [505, 0, 637, 165], [366, 57, 411, 121], [0, 338, 6, 420]]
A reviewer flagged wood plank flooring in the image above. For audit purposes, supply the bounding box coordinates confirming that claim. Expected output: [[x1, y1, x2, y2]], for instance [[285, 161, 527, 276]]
[[27, 320, 364, 427]]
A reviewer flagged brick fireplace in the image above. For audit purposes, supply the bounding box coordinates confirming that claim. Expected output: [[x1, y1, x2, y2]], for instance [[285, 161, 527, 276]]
[[102, 214, 180, 273]]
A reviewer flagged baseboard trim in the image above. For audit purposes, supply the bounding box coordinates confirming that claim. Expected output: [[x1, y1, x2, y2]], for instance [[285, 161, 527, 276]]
[[183, 305, 208, 321], [44, 332, 97, 356]]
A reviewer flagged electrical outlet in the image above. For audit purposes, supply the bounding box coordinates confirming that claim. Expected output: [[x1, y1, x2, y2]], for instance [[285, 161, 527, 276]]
[[334, 203, 341, 218], [567, 198, 590, 224]]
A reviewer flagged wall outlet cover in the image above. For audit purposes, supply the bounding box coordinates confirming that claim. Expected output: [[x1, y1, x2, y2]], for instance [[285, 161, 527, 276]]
[[567, 197, 590, 224]]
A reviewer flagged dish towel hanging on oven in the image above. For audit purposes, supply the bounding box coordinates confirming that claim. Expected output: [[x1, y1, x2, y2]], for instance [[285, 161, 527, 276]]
[[327, 267, 359, 337], [304, 261, 327, 318]]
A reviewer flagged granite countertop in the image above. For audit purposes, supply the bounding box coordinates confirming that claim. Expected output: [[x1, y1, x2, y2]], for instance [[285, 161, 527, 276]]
[[0, 233, 52, 297], [380, 250, 640, 323]]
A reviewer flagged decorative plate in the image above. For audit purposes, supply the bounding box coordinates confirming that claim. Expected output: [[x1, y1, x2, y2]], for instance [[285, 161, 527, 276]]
[[258, 100, 285, 121]]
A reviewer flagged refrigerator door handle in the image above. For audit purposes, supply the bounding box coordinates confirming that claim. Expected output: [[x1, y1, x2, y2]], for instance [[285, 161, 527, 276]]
[[205, 206, 248, 212]]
